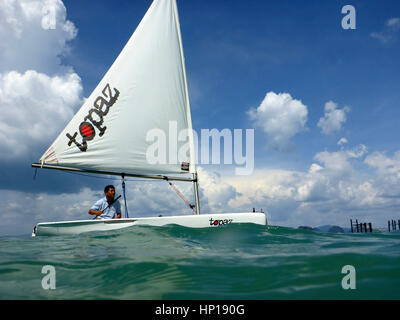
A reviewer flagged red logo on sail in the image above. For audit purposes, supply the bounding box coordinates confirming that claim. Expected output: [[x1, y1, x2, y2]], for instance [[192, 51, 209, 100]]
[[66, 83, 120, 152], [79, 122, 95, 140]]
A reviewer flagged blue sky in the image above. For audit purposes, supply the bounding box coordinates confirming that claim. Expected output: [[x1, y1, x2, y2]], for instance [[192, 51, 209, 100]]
[[0, 0, 400, 235]]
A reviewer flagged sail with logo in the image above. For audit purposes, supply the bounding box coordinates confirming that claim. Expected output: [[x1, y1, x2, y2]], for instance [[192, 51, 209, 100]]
[[32, 0, 267, 236], [39, 0, 195, 176]]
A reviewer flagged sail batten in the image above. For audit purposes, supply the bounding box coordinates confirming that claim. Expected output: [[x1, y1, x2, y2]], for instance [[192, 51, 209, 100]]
[[38, 0, 196, 176]]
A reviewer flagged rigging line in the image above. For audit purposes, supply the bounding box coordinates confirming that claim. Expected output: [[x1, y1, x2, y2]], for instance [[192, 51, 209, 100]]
[[33, 168, 38, 180], [167, 180, 195, 214]]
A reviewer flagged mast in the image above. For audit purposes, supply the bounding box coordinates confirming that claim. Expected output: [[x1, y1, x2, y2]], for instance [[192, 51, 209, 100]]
[[172, 0, 200, 214], [193, 173, 200, 215]]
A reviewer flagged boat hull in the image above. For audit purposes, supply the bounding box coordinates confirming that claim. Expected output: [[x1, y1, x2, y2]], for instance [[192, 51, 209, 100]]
[[32, 212, 267, 236]]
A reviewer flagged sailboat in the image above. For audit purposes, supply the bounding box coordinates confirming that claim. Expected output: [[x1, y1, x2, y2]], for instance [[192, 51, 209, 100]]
[[31, 0, 267, 236]]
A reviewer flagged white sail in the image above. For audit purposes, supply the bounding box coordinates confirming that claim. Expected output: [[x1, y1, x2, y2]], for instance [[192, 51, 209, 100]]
[[40, 0, 196, 175]]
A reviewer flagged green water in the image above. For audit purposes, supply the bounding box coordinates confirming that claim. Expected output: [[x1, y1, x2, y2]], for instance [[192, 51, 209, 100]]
[[0, 224, 399, 299]]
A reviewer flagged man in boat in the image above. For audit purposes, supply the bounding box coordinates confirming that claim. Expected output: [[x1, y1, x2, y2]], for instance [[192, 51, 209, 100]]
[[88, 185, 122, 219]]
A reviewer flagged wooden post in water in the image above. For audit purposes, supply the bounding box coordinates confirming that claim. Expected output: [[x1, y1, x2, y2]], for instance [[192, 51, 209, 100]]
[[350, 219, 353, 233], [356, 219, 359, 232], [388, 220, 391, 232], [369, 223, 373, 233], [364, 223, 367, 233]]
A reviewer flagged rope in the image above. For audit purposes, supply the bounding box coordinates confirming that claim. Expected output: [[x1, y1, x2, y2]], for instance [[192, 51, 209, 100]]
[[167, 181, 195, 214], [33, 168, 38, 180]]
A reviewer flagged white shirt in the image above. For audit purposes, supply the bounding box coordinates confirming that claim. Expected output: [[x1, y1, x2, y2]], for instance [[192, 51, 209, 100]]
[[91, 197, 121, 219]]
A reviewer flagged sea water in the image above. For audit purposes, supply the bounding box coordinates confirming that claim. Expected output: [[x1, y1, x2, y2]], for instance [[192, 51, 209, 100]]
[[0, 224, 399, 300]]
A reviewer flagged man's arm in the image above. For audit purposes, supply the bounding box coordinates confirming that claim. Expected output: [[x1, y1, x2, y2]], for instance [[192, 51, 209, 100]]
[[115, 202, 122, 219], [88, 209, 103, 216], [89, 200, 103, 216]]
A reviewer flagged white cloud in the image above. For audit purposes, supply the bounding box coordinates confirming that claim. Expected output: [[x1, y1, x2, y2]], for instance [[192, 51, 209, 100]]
[[0, 0, 77, 74], [0, 0, 83, 161], [0, 70, 82, 159], [337, 137, 348, 147], [196, 144, 393, 228], [365, 151, 400, 186], [370, 17, 400, 44], [370, 32, 390, 43], [386, 17, 400, 29], [317, 101, 350, 135], [247, 92, 308, 151], [314, 144, 367, 173], [0, 187, 99, 235], [197, 167, 238, 212]]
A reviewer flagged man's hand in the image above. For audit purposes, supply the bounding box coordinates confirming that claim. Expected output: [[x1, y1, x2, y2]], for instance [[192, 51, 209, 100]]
[[88, 209, 103, 216]]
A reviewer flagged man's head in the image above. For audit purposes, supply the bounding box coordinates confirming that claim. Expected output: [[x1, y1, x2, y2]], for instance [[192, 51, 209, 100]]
[[104, 185, 115, 201]]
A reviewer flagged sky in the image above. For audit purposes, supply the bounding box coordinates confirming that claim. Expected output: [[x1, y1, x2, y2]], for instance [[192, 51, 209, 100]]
[[0, 0, 400, 235]]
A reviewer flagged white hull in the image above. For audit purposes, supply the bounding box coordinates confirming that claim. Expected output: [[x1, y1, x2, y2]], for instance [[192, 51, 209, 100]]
[[32, 212, 267, 236]]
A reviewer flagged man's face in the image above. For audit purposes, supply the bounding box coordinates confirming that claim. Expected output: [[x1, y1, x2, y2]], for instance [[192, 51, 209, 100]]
[[105, 188, 115, 201]]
